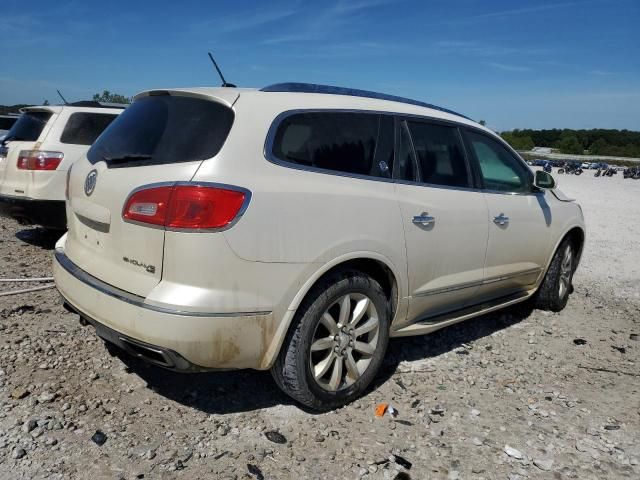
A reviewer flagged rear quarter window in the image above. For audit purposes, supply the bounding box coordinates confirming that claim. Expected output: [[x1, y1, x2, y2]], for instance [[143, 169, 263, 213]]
[[4, 111, 52, 142], [271, 111, 394, 179], [60, 112, 118, 145]]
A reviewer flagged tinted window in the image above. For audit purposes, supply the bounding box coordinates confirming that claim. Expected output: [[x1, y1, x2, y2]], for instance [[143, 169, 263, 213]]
[[272, 112, 393, 178], [4, 111, 52, 142], [87, 95, 234, 168], [406, 121, 470, 188], [61, 112, 118, 145], [0, 117, 18, 130], [395, 121, 416, 181], [466, 131, 531, 193]]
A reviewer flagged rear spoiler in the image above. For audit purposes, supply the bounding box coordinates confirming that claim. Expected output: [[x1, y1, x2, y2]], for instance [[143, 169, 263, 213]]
[[134, 88, 240, 108], [19, 106, 62, 114]]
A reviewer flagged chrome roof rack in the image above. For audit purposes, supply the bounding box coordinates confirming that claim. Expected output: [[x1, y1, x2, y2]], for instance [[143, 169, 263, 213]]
[[260, 83, 470, 120]]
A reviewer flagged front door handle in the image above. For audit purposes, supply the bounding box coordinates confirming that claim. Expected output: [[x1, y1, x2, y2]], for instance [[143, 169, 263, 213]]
[[412, 212, 435, 226], [493, 213, 509, 225]]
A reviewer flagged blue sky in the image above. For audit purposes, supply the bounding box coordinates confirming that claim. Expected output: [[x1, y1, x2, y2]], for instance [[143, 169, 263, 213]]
[[1, 0, 638, 131]]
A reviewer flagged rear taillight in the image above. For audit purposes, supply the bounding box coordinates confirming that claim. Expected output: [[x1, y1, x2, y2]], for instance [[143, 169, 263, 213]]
[[123, 184, 249, 230], [17, 150, 64, 170]]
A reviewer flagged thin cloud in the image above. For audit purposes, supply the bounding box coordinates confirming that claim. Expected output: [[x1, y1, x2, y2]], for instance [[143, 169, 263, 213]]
[[260, 0, 401, 45], [191, 7, 298, 35], [589, 70, 615, 76], [569, 91, 640, 99], [487, 62, 532, 72], [451, 1, 586, 23], [434, 40, 550, 57]]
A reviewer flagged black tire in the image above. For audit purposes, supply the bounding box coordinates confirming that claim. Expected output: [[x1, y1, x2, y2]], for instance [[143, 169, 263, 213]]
[[534, 238, 575, 312], [271, 270, 390, 410]]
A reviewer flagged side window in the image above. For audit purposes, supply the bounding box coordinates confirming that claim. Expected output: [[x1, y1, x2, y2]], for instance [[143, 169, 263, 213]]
[[394, 121, 416, 181], [61, 113, 118, 146], [466, 131, 531, 193], [407, 121, 470, 188], [271, 111, 393, 178]]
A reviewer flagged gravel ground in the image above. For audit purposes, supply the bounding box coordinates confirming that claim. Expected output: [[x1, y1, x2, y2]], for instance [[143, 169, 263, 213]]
[[0, 171, 638, 480]]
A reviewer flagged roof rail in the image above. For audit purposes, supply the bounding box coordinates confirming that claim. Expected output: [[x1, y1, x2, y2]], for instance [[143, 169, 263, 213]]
[[260, 83, 470, 120], [68, 101, 127, 109]]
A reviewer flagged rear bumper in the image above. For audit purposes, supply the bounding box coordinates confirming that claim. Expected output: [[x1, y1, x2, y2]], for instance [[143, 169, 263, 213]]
[[63, 301, 204, 371], [53, 249, 277, 370], [0, 194, 66, 229]]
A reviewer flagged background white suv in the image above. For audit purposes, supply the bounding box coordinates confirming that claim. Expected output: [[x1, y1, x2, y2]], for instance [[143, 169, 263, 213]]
[[54, 84, 585, 409], [0, 113, 19, 141], [0, 102, 124, 229]]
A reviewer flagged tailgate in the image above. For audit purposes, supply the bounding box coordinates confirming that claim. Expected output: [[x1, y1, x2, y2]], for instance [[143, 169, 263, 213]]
[[0, 141, 37, 196], [62, 91, 236, 297], [65, 160, 202, 297]]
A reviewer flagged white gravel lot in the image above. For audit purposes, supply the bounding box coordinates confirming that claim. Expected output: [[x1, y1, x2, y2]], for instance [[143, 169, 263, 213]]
[[0, 169, 638, 479], [549, 169, 640, 301]]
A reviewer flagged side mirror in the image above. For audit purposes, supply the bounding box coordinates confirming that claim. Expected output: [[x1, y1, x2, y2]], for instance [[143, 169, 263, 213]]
[[534, 170, 556, 190]]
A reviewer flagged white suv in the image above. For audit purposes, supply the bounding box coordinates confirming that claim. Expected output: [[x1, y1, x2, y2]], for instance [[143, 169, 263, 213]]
[[0, 102, 124, 229], [53, 84, 585, 409]]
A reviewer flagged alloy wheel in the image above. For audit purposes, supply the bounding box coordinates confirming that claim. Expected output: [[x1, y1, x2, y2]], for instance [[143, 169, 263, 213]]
[[309, 293, 380, 391]]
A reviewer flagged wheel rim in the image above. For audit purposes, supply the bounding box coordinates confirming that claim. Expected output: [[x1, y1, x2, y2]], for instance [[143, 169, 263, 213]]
[[559, 246, 573, 298], [309, 293, 380, 392]]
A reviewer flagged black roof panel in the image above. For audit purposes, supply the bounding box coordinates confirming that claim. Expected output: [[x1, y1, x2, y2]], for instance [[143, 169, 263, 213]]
[[260, 83, 470, 120], [69, 101, 127, 109]]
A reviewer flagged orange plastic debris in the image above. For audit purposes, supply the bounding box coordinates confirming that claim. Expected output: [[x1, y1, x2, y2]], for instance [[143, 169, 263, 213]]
[[374, 403, 389, 417]]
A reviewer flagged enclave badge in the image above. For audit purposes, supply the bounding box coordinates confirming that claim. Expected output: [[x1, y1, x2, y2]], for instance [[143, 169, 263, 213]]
[[84, 169, 98, 196]]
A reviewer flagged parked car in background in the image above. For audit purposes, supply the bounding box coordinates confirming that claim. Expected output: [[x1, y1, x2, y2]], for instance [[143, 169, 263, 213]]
[[0, 101, 124, 229], [0, 114, 19, 141], [54, 83, 585, 409]]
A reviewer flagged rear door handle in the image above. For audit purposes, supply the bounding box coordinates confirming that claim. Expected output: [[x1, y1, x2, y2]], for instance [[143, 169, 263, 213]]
[[493, 213, 509, 225], [412, 212, 435, 226]]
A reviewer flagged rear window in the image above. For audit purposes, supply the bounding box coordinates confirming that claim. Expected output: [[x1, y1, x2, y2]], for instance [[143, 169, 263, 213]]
[[0, 117, 18, 130], [87, 95, 234, 168], [271, 111, 394, 179], [4, 111, 52, 142], [60, 112, 118, 145]]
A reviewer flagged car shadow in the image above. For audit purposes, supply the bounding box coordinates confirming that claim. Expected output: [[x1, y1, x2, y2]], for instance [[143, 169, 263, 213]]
[[15, 227, 64, 250], [372, 300, 535, 389], [112, 300, 535, 415]]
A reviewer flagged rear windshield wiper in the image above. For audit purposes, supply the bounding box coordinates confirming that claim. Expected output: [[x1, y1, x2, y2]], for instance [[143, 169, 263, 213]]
[[102, 154, 152, 164], [1, 135, 24, 144]]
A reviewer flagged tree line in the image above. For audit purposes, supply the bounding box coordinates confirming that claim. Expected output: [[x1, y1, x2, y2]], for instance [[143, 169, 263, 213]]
[[1, 91, 131, 115], [500, 128, 640, 157]]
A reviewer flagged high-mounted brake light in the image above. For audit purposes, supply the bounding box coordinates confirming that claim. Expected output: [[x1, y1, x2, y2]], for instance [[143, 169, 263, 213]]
[[123, 184, 249, 230], [17, 150, 64, 171]]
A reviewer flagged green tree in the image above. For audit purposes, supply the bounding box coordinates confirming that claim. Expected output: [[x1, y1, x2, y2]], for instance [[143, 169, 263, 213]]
[[92, 90, 131, 104], [43, 99, 50, 106], [557, 135, 583, 154], [501, 132, 534, 151], [589, 138, 608, 155]]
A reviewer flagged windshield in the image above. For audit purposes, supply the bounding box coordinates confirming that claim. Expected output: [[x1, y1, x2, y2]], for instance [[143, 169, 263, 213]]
[[87, 95, 234, 168], [4, 111, 52, 142]]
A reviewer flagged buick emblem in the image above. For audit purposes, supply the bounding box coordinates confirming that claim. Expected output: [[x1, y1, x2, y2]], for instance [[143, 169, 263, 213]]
[[84, 169, 98, 196]]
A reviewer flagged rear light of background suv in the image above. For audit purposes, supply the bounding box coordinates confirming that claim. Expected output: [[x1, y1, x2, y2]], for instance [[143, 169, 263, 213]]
[[122, 183, 250, 230], [17, 150, 64, 170]]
